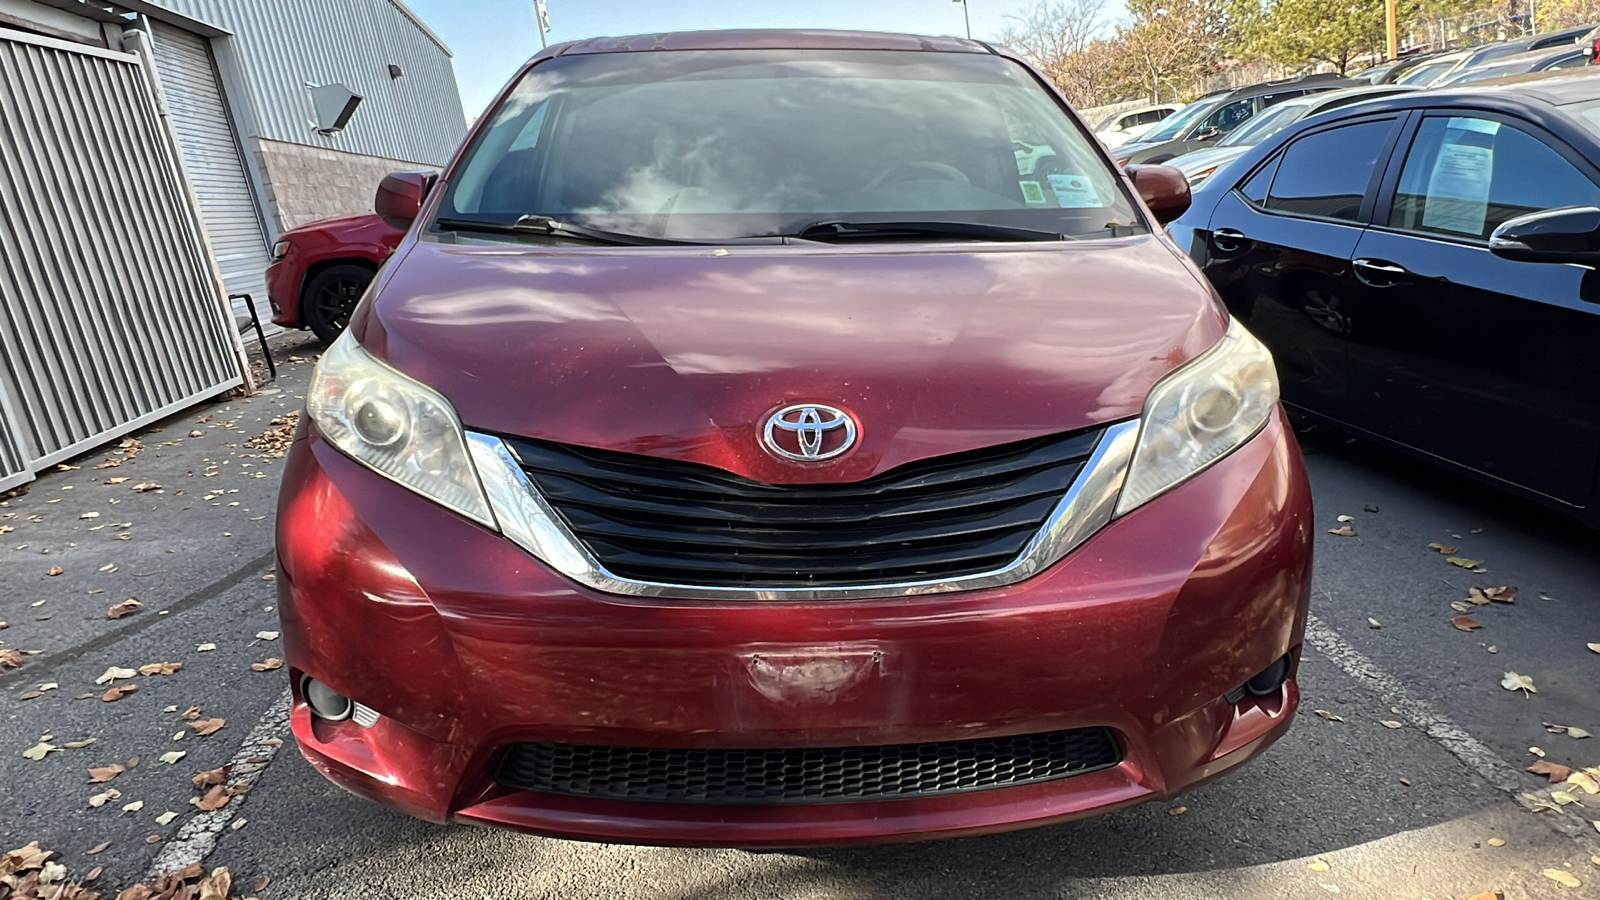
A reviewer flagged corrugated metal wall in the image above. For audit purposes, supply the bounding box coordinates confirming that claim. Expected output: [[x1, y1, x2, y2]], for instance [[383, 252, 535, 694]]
[[155, 0, 467, 166], [0, 27, 245, 491]]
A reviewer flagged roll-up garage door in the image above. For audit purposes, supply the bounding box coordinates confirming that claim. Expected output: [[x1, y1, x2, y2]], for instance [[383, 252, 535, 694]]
[[148, 21, 274, 330], [0, 26, 245, 492]]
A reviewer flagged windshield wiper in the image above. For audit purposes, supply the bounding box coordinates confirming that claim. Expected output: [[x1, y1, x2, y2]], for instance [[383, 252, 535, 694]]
[[435, 215, 694, 246], [790, 220, 1068, 243]]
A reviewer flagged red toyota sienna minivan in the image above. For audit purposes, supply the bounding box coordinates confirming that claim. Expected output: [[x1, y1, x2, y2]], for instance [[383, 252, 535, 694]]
[[276, 29, 1313, 846]]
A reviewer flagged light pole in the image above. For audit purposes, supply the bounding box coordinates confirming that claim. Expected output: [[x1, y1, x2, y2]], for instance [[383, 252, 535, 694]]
[[534, 0, 550, 49], [953, 0, 971, 39], [1385, 0, 1397, 60]]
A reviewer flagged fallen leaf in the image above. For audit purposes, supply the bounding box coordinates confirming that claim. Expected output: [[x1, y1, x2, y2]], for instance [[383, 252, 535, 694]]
[[86, 841, 110, 855], [1336, 514, 1354, 523], [1551, 790, 1578, 805], [1569, 771, 1600, 795], [1313, 709, 1345, 722], [87, 763, 125, 783], [1327, 524, 1356, 536], [101, 684, 137, 702], [1428, 542, 1457, 554], [94, 666, 136, 685], [80, 511, 100, 520], [189, 718, 225, 736], [1500, 671, 1536, 694], [192, 765, 231, 789], [1167, 805, 1187, 815], [46, 565, 62, 576], [144, 834, 161, 844], [1486, 837, 1505, 847], [192, 785, 232, 811], [22, 741, 59, 760], [195, 643, 216, 652], [88, 788, 120, 807], [1447, 556, 1483, 569], [229, 818, 246, 831], [197, 866, 232, 900], [155, 810, 178, 825], [0, 649, 23, 669], [138, 661, 182, 676], [1568, 726, 1592, 740], [1451, 616, 1482, 631], [254, 630, 278, 641], [106, 598, 142, 619], [1531, 746, 1547, 757], [1483, 585, 1518, 603], [1379, 720, 1404, 729], [189, 429, 203, 437], [1308, 858, 1330, 872], [250, 657, 283, 672], [1589, 642, 1600, 654], [105, 476, 129, 484], [1465, 587, 1492, 606], [181, 706, 201, 720], [121, 800, 144, 813], [1368, 618, 1382, 629], [86, 865, 102, 881], [1530, 760, 1573, 782], [252, 875, 271, 892], [131, 483, 162, 492], [1543, 869, 1581, 888], [157, 751, 186, 765]]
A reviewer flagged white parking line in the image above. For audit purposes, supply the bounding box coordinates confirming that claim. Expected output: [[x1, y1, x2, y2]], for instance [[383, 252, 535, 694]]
[[146, 688, 293, 878], [1304, 614, 1592, 839]]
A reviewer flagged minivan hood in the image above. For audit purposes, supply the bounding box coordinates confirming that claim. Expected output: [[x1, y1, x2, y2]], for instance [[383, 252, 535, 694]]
[[356, 236, 1224, 483]]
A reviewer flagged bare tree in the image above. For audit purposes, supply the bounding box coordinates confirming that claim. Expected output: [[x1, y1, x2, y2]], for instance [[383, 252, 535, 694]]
[[1000, 0, 1114, 106]]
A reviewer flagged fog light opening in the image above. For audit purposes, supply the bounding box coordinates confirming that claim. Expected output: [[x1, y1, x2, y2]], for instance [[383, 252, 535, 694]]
[[301, 674, 353, 721], [1245, 655, 1291, 697]]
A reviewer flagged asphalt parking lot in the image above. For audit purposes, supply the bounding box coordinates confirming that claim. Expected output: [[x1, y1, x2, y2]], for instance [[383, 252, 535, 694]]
[[2, 334, 1597, 899]]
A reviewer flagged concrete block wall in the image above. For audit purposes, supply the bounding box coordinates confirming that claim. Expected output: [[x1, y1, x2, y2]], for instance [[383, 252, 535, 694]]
[[254, 138, 440, 232]]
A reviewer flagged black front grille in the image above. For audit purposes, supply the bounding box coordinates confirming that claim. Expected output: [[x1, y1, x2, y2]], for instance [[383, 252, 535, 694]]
[[494, 728, 1121, 804], [504, 426, 1103, 588]]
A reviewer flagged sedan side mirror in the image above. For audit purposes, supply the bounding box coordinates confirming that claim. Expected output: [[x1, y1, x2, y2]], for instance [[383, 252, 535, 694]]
[[375, 170, 438, 228], [1489, 206, 1600, 267], [1194, 126, 1221, 141], [1126, 164, 1192, 224]]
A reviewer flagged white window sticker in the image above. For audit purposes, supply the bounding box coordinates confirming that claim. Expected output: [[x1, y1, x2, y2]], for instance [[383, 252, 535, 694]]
[[1019, 180, 1047, 205], [1047, 173, 1102, 208], [1422, 118, 1499, 236]]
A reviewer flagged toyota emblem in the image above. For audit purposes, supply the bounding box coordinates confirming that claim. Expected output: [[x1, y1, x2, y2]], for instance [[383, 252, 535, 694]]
[[762, 404, 857, 462]]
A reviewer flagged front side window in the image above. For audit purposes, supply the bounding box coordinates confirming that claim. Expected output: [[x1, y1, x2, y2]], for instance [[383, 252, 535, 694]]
[[1263, 120, 1393, 221], [1389, 116, 1600, 240], [1141, 98, 1223, 144], [1199, 98, 1256, 136], [438, 50, 1140, 241]]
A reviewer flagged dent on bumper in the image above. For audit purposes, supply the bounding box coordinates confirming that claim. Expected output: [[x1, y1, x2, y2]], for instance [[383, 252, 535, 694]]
[[275, 411, 1313, 845]]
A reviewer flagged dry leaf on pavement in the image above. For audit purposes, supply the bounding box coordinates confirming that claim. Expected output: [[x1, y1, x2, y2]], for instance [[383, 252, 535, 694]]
[[157, 751, 186, 765], [1569, 771, 1600, 795], [192, 785, 233, 811], [1466, 890, 1503, 900], [1327, 524, 1356, 536], [0, 649, 22, 669], [254, 630, 279, 641], [155, 810, 178, 825], [22, 741, 58, 760], [1313, 709, 1345, 722], [1486, 837, 1505, 847], [121, 800, 144, 813], [1379, 720, 1404, 729], [195, 643, 216, 652], [1500, 671, 1536, 694], [191, 765, 231, 789], [1543, 869, 1581, 888], [1529, 760, 1573, 782], [101, 684, 137, 702], [1428, 541, 1457, 554], [106, 598, 142, 619], [188, 718, 225, 736], [131, 483, 162, 493], [1465, 587, 1492, 606], [87, 764, 124, 783], [250, 657, 282, 672], [86, 841, 110, 855], [1451, 616, 1483, 631], [1589, 642, 1600, 654], [137, 661, 181, 676], [1447, 556, 1484, 570], [94, 666, 136, 685], [87, 788, 120, 808], [45, 565, 62, 576], [1483, 585, 1518, 603], [1307, 858, 1330, 872]]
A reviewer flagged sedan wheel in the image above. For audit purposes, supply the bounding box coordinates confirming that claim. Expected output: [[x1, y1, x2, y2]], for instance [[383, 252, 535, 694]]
[[303, 264, 374, 345]]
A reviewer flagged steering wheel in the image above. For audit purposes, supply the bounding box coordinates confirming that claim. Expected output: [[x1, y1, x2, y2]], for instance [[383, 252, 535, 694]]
[[862, 161, 972, 192]]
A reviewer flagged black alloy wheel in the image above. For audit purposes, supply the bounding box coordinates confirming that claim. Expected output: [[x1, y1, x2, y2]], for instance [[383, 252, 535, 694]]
[[302, 263, 374, 345]]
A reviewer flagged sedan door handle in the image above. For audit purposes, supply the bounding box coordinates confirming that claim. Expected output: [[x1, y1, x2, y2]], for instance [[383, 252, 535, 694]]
[[1353, 258, 1408, 287], [1212, 228, 1248, 253]]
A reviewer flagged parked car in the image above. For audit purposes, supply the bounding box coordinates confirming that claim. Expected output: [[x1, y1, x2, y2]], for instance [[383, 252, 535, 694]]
[[1094, 102, 1182, 148], [1433, 44, 1588, 86], [1353, 49, 1449, 84], [1168, 72, 1600, 526], [278, 29, 1313, 846], [266, 212, 407, 343], [1167, 85, 1416, 189], [1114, 74, 1353, 165], [1427, 26, 1595, 85], [1394, 49, 1472, 86]]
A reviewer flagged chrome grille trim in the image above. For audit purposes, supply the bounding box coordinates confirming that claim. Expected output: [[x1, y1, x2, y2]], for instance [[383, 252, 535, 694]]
[[467, 419, 1138, 601]]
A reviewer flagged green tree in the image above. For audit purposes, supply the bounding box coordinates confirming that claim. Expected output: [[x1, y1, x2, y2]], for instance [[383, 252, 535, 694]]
[[1236, 0, 1389, 74]]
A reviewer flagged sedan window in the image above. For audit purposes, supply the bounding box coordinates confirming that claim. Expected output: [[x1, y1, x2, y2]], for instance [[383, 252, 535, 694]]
[[1263, 120, 1393, 221], [1389, 116, 1600, 240]]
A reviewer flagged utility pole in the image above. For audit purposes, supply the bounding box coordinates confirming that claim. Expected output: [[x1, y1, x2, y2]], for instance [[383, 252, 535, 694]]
[[534, 0, 550, 49], [1385, 0, 1397, 60], [953, 0, 971, 40]]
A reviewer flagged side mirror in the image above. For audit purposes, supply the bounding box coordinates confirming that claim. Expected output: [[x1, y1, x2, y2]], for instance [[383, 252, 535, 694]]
[[1489, 206, 1600, 267], [375, 170, 437, 228], [1194, 126, 1221, 141], [1127, 164, 1192, 225]]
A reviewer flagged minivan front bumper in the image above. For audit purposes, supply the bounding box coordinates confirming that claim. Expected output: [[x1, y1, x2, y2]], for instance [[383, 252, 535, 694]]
[[275, 409, 1312, 846]]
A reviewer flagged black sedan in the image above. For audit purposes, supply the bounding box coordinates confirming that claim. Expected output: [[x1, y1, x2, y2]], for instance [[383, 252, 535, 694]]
[[1168, 72, 1600, 526]]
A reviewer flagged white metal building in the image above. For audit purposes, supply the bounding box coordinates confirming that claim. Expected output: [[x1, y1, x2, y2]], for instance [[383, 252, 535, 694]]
[[0, 0, 466, 491]]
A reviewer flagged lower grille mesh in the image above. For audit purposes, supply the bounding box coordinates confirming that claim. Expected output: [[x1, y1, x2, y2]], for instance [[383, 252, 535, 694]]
[[493, 728, 1121, 804]]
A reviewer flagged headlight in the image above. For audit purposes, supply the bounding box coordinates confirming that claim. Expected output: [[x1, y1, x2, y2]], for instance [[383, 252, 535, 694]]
[[306, 330, 495, 527], [271, 239, 292, 260], [1115, 318, 1278, 516]]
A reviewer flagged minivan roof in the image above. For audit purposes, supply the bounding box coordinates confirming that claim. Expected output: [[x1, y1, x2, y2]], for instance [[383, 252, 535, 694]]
[[560, 29, 985, 55]]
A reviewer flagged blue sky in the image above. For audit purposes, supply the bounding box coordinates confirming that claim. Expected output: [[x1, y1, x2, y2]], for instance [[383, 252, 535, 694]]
[[405, 0, 1063, 117]]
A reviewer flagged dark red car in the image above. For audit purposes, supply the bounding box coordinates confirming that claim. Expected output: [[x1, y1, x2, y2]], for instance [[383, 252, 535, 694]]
[[266, 212, 405, 343], [277, 30, 1313, 846]]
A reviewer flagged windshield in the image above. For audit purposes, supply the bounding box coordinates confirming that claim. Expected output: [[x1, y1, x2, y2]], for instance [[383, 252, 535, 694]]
[[1218, 100, 1310, 147], [436, 49, 1141, 242], [1137, 97, 1222, 144], [1397, 59, 1461, 85]]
